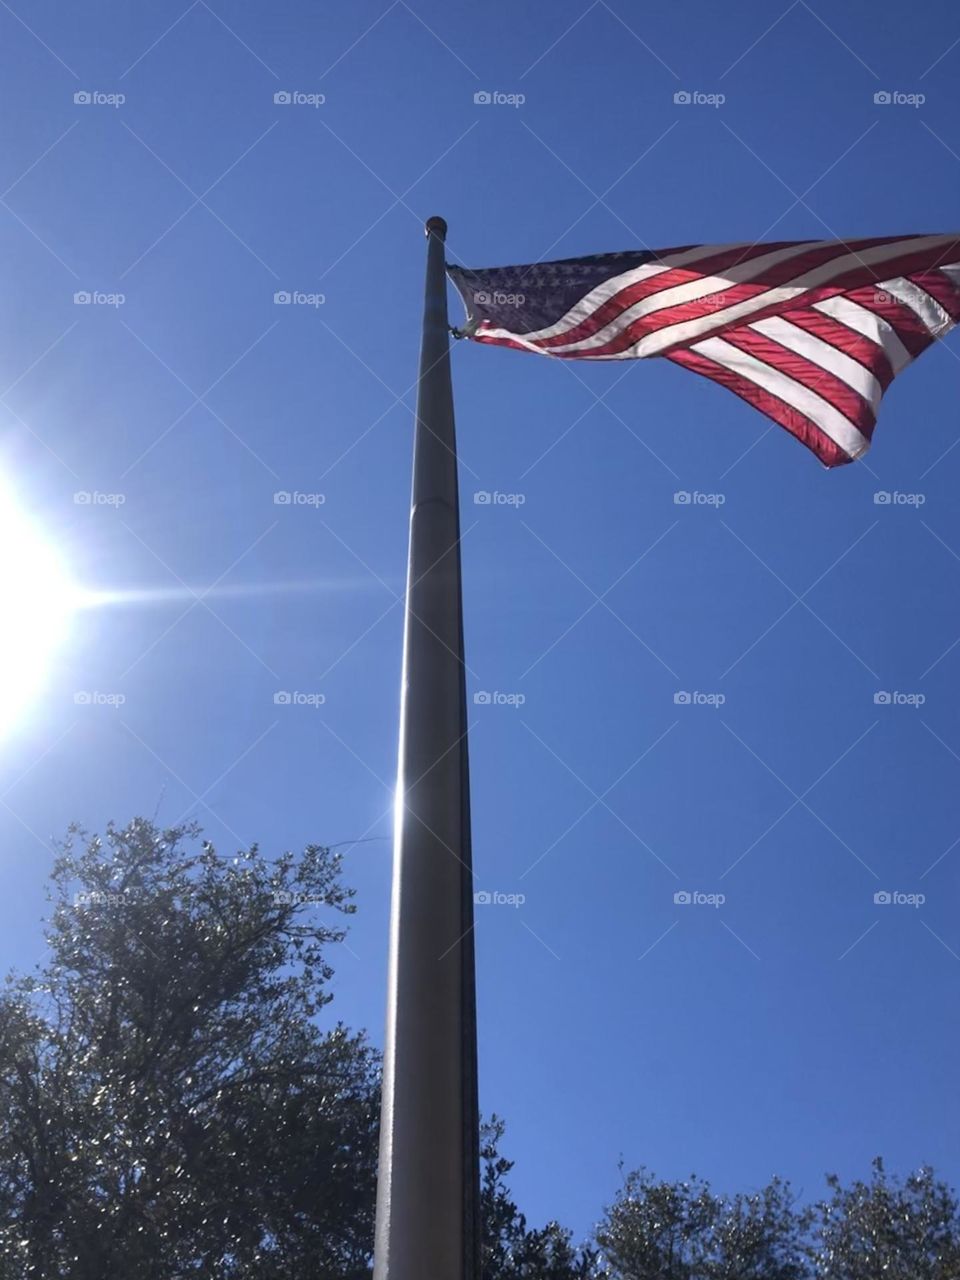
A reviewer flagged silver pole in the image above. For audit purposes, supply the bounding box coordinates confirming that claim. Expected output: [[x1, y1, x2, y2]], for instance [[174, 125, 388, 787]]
[[373, 216, 480, 1280]]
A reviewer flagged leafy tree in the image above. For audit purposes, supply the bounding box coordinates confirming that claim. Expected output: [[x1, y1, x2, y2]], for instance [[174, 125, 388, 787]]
[[0, 818, 379, 1279], [481, 1116, 597, 1280], [4, 817, 960, 1280], [808, 1157, 960, 1280], [596, 1167, 809, 1280]]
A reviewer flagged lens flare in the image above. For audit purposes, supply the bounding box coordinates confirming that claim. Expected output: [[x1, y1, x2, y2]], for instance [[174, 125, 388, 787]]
[[0, 482, 78, 738]]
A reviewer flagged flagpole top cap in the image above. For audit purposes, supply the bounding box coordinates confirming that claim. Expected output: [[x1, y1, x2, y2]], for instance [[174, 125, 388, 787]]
[[425, 215, 447, 240]]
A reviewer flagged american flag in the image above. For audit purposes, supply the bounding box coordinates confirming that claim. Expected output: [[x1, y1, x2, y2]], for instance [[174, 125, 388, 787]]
[[447, 234, 960, 468]]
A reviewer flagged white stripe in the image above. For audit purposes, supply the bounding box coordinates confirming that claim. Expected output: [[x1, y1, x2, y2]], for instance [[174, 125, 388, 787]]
[[751, 315, 882, 412], [940, 264, 960, 291], [691, 336, 870, 460], [542, 239, 841, 355], [813, 296, 912, 375], [480, 241, 821, 350], [475, 241, 756, 344], [881, 276, 953, 336], [542, 234, 958, 359]]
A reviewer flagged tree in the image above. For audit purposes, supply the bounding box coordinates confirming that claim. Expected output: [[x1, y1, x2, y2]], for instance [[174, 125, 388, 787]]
[[4, 816, 960, 1280], [0, 818, 379, 1279], [596, 1167, 809, 1280], [481, 1116, 597, 1280], [808, 1157, 960, 1280]]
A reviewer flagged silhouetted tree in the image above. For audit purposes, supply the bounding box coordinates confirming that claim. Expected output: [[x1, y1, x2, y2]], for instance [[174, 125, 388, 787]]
[[0, 818, 378, 1279], [2, 818, 958, 1280], [481, 1116, 597, 1280], [597, 1167, 808, 1280], [807, 1157, 960, 1280]]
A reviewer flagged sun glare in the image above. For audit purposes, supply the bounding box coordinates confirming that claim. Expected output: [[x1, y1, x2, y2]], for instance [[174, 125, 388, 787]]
[[0, 481, 78, 738]]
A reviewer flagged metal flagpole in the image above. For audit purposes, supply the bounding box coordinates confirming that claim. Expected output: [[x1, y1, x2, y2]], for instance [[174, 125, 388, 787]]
[[373, 216, 480, 1280]]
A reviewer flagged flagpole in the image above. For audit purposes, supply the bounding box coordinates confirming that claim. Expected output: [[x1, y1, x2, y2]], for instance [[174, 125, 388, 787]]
[[373, 216, 480, 1280]]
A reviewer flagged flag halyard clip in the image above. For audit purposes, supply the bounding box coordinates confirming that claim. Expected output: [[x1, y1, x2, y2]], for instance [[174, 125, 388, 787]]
[[450, 317, 480, 340]]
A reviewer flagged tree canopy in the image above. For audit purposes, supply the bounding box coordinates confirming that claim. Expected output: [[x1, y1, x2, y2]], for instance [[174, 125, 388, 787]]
[[1, 817, 957, 1279]]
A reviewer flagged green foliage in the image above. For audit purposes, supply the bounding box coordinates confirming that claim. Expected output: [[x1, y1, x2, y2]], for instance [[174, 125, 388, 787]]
[[0, 818, 378, 1279], [596, 1167, 807, 1280], [809, 1157, 960, 1280], [596, 1159, 960, 1280], [1, 816, 959, 1280], [481, 1116, 597, 1280]]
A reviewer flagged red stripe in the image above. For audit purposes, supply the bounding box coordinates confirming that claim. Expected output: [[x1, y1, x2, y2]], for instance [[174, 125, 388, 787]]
[[779, 308, 895, 389], [665, 347, 854, 467], [846, 289, 937, 357], [533, 241, 825, 351], [536, 239, 898, 354], [904, 270, 960, 321], [535, 241, 960, 360], [719, 327, 876, 438], [473, 332, 544, 354]]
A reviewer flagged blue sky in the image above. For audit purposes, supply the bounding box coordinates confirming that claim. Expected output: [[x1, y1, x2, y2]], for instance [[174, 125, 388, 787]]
[[1, 0, 959, 1243]]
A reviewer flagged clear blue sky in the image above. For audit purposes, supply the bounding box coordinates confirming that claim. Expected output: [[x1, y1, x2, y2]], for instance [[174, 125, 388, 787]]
[[1, 0, 959, 1243]]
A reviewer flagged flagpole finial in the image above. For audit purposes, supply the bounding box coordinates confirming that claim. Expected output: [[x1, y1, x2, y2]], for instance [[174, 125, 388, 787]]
[[425, 215, 447, 240]]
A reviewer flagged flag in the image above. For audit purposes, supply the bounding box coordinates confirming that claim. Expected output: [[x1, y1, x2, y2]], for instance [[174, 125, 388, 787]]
[[447, 234, 960, 468]]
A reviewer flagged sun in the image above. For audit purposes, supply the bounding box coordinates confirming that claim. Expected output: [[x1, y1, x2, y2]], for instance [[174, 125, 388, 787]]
[[0, 479, 79, 738]]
